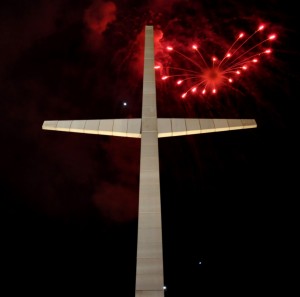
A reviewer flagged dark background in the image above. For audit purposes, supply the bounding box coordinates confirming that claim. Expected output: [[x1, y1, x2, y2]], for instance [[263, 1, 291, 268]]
[[1, 0, 298, 296]]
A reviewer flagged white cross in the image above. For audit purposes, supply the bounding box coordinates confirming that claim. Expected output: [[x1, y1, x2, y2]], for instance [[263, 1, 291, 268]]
[[42, 25, 257, 297]]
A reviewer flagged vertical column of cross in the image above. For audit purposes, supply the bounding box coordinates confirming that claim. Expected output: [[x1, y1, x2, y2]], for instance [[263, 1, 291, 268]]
[[135, 26, 165, 297]]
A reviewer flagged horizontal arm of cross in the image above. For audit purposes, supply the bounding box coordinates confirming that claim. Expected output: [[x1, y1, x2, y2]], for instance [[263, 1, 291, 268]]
[[42, 118, 257, 138]]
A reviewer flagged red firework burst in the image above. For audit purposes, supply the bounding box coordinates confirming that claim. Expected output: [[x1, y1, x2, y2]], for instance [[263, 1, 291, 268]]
[[156, 24, 277, 98]]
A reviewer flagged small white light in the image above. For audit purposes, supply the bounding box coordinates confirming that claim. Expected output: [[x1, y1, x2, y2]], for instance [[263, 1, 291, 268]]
[[199, 261, 202, 265], [163, 286, 167, 290], [123, 102, 127, 106]]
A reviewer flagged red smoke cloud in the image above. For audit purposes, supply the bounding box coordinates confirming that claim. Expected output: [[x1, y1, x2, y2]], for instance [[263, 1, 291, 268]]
[[84, 0, 117, 50], [84, 0, 117, 34], [92, 138, 140, 222], [93, 181, 138, 222]]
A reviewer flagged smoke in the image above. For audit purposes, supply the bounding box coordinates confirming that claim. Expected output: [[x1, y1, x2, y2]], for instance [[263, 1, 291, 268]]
[[84, 0, 117, 34], [92, 138, 140, 222], [84, 0, 117, 50], [149, 0, 178, 13], [93, 181, 138, 222], [1, 0, 294, 224]]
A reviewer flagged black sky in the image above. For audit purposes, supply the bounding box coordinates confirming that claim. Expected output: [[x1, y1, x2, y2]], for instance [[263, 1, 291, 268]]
[[1, 0, 299, 296]]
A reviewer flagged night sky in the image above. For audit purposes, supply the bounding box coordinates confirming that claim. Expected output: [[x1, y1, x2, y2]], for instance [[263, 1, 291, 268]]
[[1, 0, 299, 296]]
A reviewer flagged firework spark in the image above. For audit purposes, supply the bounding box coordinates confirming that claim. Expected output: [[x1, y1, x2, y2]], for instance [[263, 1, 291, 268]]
[[157, 24, 277, 98]]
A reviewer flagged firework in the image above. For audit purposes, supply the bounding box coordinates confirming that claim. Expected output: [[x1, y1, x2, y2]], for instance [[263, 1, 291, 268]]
[[157, 24, 277, 98]]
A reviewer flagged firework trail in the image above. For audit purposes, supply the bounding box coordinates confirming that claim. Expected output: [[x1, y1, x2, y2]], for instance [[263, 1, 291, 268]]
[[156, 24, 277, 98]]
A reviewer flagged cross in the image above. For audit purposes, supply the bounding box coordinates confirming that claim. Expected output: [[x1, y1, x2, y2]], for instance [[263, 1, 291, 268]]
[[42, 25, 257, 297]]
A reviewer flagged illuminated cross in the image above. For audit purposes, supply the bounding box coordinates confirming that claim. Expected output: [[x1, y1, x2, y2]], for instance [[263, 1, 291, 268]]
[[42, 26, 257, 297]]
